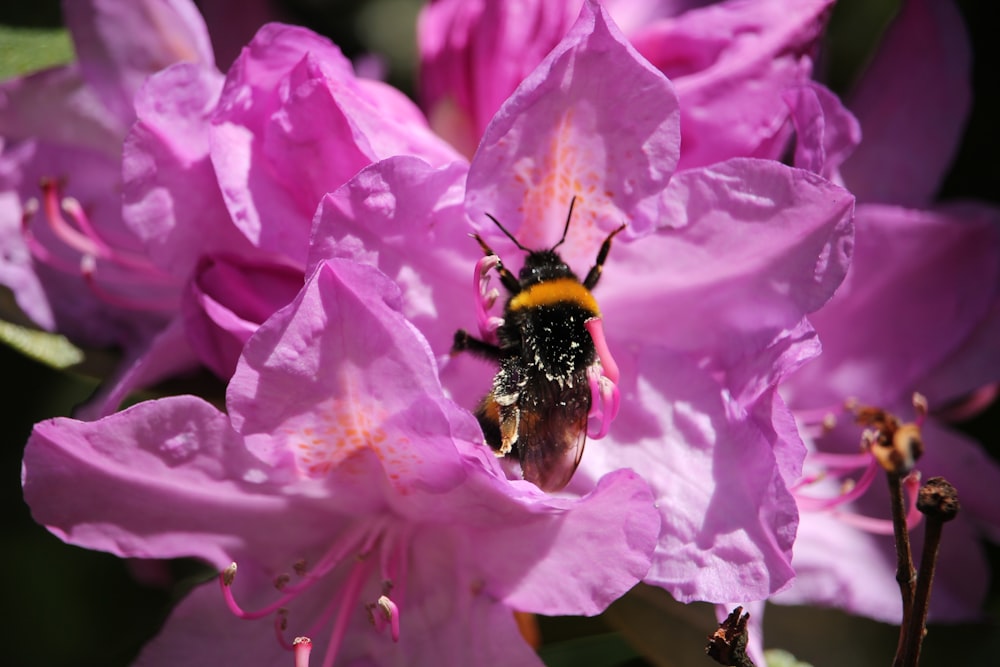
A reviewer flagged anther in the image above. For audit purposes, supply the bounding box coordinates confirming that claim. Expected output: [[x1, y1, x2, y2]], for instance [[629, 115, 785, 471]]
[[222, 562, 238, 586], [854, 405, 923, 475], [376, 595, 401, 641]]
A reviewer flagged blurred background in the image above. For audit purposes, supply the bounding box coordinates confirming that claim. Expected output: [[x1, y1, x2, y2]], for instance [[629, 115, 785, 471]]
[[1, 0, 998, 665]]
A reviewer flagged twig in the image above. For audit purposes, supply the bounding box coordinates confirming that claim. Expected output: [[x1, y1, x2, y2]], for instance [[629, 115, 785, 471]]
[[706, 606, 755, 667], [888, 471, 916, 667], [901, 477, 960, 666]]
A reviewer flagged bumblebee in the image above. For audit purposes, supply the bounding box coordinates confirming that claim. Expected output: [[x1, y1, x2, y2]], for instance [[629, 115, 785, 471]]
[[453, 198, 624, 491]]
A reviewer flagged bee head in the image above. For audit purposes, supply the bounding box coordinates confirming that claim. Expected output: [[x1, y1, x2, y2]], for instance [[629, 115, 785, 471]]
[[485, 196, 582, 287], [518, 249, 576, 286]]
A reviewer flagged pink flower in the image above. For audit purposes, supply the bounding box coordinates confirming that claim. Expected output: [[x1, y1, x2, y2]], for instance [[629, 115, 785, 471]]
[[315, 0, 854, 603], [84, 19, 465, 413], [418, 0, 834, 167], [23, 258, 660, 666], [0, 0, 214, 349], [777, 0, 1000, 622]]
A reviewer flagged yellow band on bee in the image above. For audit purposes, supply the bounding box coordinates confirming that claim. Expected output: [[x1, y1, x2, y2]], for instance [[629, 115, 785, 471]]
[[509, 278, 600, 315]]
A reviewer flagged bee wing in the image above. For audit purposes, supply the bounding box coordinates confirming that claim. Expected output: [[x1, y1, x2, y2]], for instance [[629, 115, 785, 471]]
[[517, 406, 588, 492]]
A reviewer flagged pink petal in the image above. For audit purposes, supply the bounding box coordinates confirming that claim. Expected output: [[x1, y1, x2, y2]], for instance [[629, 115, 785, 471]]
[[629, 0, 834, 170], [471, 468, 659, 615], [211, 24, 457, 263], [784, 81, 861, 180], [0, 64, 124, 154], [840, 0, 972, 205], [23, 396, 280, 569], [784, 203, 1000, 411], [466, 0, 681, 248], [577, 348, 799, 602], [600, 159, 854, 355], [64, 0, 215, 123], [308, 156, 472, 357], [418, 0, 579, 157], [123, 62, 254, 279], [227, 259, 476, 493]]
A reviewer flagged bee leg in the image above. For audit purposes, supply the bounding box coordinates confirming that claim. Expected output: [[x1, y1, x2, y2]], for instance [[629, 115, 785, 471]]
[[584, 317, 620, 438], [583, 222, 627, 290], [452, 329, 502, 361], [472, 234, 521, 293], [472, 253, 506, 341]]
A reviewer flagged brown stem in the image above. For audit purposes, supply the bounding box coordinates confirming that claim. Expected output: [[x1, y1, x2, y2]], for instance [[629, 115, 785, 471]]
[[901, 477, 960, 667], [889, 472, 916, 667]]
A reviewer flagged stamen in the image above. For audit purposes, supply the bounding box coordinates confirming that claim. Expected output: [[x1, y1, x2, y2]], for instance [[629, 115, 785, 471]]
[[806, 451, 873, 471], [60, 197, 168, 278], [584, 318, 620, 439], [38, 179, 106, 258], [82, 261, 174, 312], [20, 179, 181, 314], [375, 595, 401, 641], [829, 471, 922, 535], [275, 609, 295, 650], [795, 455, 879, 512], [220, 563, 296, 620], [320, 559, 372, 667], [794, 399, 928, 535], [584, 318, 619, 384], [219, 523, 379, 621], [474, 254, 503, 341], [853, 403, 924, 475], [586, 365, 619, 439], [293, 637, 313, 667], [219, 522, 406, 662]]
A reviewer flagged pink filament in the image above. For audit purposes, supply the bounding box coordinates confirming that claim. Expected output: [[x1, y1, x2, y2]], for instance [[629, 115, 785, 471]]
[[219, 522, 376, 620], [793, 456, 879, 512], [218, 519, 409, 663], [321, 559, 372, 667]]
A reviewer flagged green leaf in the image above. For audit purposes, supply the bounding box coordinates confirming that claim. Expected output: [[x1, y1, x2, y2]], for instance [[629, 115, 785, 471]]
[[764, 649, 814, 667], [0, 319, 84, 368], [0, 24, 73, 78]]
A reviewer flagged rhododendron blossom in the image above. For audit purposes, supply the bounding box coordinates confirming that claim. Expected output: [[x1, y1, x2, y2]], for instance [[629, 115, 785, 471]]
[[117, 20, 462, 395], [418, 0, 834, 167], [313, 0, 855, 604], [776, 0, 1000, 622], [0, 0, 213, 349], [23, 258, 660, 666]]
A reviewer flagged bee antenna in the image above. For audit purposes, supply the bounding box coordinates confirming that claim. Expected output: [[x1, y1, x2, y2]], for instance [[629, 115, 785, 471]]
[[484, 212, 529, 252], [551, 196, 577, 251]]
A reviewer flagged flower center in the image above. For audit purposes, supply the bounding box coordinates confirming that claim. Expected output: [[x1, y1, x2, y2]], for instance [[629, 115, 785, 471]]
[[219, 518, 410, 666], [20, 178, 179, 312]]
